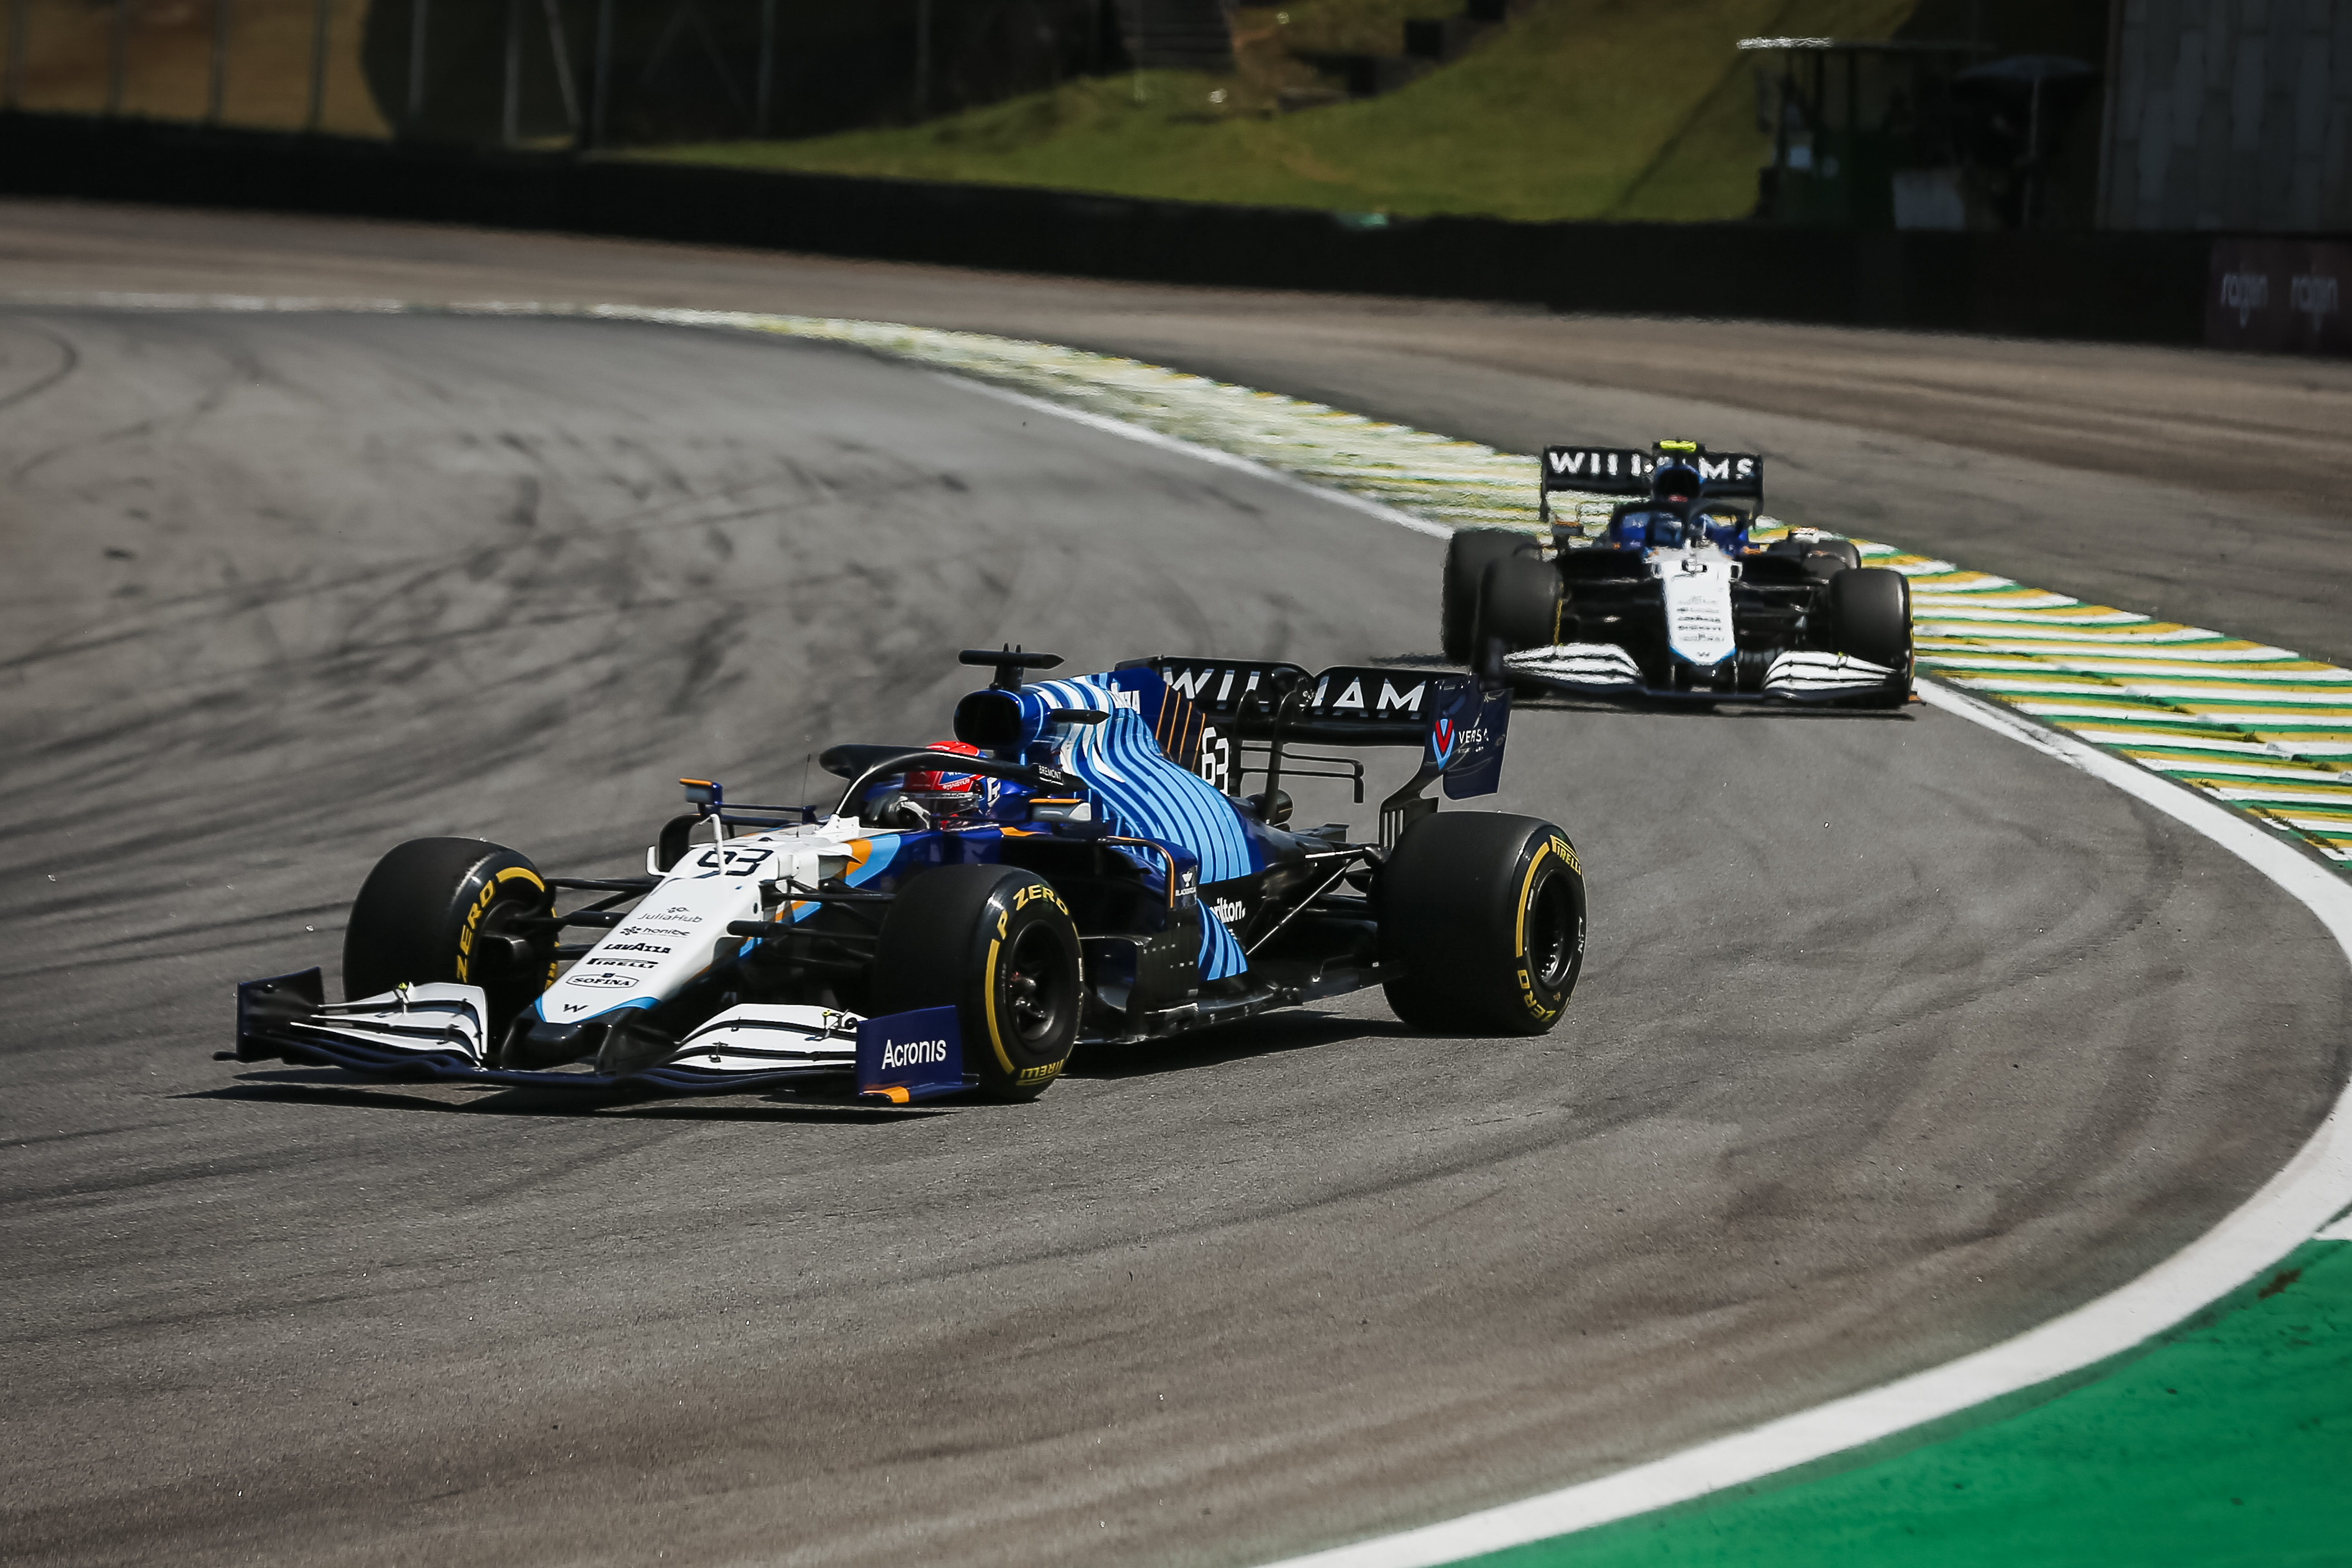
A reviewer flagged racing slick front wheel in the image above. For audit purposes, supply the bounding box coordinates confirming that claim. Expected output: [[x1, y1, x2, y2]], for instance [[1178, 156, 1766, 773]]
[[1473, 552, 1563, 679], [1829, 567, 1914, 705], [342, 837, 556, 1037], [1379, 814, 1586, 1036], [873, 865, 1082, 1101], [1444, 528, 1533, 664]]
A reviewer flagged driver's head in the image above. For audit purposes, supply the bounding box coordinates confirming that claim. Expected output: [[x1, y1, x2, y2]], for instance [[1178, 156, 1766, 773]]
[[907, 740, 984, 805], [1651, 462, 1702, 503]]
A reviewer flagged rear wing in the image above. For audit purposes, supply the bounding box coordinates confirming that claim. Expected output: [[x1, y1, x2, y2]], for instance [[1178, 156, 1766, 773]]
[[1539, 440, 1764, 517], [1114, 658, 1511, 843]]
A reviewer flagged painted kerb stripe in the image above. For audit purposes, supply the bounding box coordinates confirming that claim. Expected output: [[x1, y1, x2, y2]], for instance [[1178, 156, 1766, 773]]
[[603, 303, 2352, 873]]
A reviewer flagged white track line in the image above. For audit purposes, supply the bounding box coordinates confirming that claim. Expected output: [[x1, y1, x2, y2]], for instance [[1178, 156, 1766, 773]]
[[938, 375, 1455, 539], [1258, 681, 2352, 1568], [15, 291, 2348, 1564]]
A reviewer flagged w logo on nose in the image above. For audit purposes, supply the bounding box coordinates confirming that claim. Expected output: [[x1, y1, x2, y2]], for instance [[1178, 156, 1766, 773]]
[[1431, 718, 1458, 766]]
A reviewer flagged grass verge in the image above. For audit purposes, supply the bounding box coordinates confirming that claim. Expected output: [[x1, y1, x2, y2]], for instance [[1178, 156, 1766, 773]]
[[638, 0, 1918, 222]]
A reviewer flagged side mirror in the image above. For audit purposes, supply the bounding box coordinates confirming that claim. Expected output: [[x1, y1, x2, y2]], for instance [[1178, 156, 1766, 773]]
[[1243, 789, 1294, 826]]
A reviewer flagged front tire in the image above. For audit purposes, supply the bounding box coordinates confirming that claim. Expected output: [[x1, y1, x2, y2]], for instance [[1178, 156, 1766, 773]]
[[342, 837, 555, 1037], [873, 864, 1082, 1101], [1474, 551, 1564, 681], [1379, 814, 1586, 1036], [1829, 566, 1913, 667], [1443, 529, 1532, 664]]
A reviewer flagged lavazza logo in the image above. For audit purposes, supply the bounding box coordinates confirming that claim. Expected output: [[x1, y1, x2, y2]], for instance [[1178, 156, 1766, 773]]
[[879, 1036, 949, 1070]]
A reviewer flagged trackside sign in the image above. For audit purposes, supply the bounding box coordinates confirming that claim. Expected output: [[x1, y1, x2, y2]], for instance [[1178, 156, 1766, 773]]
[[2206, 239, 2349, 356]]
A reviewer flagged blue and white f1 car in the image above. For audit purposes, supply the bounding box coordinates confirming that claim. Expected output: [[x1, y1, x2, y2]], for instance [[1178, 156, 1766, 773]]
[[227, 648, 1587, 1105], [1442, 441, 1913, 706]]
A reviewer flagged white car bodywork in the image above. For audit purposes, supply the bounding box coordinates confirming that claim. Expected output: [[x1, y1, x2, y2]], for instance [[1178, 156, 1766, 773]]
[[1501, 537, 1900, 700], [251, 815, 912, 1085]]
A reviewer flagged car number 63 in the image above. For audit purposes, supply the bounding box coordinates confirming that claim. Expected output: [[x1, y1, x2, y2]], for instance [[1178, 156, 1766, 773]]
[[694, 845, 774, 875]]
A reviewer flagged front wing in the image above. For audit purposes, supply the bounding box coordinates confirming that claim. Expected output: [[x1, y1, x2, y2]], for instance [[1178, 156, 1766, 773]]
[[229, 971, 973, 1103], [1502, 642, 1904, 702]]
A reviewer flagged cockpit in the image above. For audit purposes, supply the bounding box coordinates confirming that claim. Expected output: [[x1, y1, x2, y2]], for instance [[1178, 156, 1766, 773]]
[[1606, 503, 1750, 554]]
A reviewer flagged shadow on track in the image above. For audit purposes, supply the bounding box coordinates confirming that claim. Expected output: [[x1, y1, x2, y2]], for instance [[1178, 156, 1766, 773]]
[[1065, 1011, 1414, 1082], [180, 1075, 948, 1123]]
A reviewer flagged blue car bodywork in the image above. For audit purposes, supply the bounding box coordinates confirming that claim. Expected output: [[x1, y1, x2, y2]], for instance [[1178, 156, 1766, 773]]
[[228, 651, 1516, 1103]]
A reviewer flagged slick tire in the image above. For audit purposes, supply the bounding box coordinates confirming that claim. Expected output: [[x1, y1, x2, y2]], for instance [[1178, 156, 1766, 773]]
[[1379, 814, 1586, 1036], [1805, 537, 1863, 579], [1443, 529, 1533, 665], [1829, 566, 1913, 671], [342, 837, 556, 1037], [873, 864, 1082, 1101], [1474, 551, 1564, 679]]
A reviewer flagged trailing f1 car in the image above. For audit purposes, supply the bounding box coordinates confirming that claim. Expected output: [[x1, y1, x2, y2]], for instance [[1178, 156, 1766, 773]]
[[227, 648, 1586, 1106], [1442, 440, 1912, 706]]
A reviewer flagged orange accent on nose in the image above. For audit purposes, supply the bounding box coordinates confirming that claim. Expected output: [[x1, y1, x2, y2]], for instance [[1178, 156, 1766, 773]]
[[869, 1085, 911, 1105]]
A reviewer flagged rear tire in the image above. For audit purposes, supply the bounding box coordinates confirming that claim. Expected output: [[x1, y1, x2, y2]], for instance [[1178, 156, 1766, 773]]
[[1443, 529, 1532, 664], [873, 864, 1082, 1101], [1805, 537, 1862, 578], [342, 838, 555, 1038], [1380, 814, 1586, 1036]]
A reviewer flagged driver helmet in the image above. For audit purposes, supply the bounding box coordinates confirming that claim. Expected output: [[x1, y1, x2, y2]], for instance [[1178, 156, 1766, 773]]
[[907, 740, 986, 809], [1650, 462, 1703, 503]]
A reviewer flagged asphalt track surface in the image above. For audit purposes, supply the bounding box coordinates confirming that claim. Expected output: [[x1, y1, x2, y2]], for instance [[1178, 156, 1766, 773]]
[[0, 229, 2346, 1568]]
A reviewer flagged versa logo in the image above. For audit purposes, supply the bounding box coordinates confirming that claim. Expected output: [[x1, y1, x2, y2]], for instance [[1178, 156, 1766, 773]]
[[1430, 722, 1490, 766]]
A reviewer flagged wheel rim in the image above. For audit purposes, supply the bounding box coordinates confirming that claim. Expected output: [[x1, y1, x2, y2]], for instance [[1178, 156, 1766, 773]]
[[1003, 921, 1072, 1046], [1525, 868, 1578, 993]]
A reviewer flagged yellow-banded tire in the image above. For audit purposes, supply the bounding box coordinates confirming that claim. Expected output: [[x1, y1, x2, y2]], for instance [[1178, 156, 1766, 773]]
[[873, 864, 1082, 1102], [1378, 813, 1586, 1036], [342, 837, 556, 1037]]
